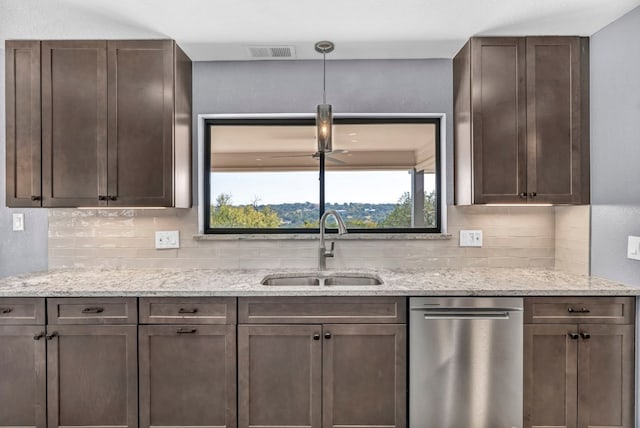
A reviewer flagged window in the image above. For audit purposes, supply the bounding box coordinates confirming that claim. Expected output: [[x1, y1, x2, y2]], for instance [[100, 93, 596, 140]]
[[204, 116, 441, 234]]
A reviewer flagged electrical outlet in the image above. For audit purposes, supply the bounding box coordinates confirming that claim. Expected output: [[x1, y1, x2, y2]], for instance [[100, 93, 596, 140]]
[[627, 236, 640, 261], [460, 230, 483, 247], [155, 231, 180, 249], [12, 213, 24, 231]]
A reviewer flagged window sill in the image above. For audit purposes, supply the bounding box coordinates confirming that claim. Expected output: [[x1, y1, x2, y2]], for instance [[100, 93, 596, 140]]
[[193, 233, 452, 241]]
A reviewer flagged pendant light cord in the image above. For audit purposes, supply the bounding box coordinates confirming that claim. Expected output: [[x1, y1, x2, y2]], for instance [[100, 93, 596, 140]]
[[322, 51, 327, 104]]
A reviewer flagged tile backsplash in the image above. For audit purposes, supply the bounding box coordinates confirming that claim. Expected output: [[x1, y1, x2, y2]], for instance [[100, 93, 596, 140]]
[[47, 205, 585, 272], [554, 205, 590, 275]]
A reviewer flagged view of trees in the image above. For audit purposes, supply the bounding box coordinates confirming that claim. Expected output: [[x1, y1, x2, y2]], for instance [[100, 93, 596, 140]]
[[380, 191, 437, 228], [210, 191, 437, 229], [210, 194, 281, 228]]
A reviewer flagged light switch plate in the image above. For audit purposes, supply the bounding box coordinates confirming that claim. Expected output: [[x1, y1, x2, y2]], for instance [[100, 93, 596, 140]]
[[460, 230, 483, 247], [627, 236, 640, 260], [155, 231, 180, 249], [12, 213, 24, 231]]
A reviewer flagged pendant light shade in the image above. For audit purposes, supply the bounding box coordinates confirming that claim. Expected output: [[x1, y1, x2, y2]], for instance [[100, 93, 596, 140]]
[[316, 103, 332, 153], [315, 41, 334, 153]]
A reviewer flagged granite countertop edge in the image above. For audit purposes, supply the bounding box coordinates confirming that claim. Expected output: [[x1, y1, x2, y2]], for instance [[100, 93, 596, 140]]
[[0, 267, 638, 297]]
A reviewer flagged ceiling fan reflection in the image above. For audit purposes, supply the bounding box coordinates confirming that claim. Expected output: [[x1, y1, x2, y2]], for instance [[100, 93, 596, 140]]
[[271, 150, 348, 164]]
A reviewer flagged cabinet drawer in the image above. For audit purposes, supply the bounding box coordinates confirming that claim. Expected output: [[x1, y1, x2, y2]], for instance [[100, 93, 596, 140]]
[[524, 297, 635, 324], [0, 298, 45, 325], [47, 297, 137, 325], [139, 297, 236, 324], [238, 297, 406, 324]]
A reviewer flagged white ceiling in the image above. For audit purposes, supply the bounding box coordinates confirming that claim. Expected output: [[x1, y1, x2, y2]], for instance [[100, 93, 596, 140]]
[[1, 0, 639, 60]]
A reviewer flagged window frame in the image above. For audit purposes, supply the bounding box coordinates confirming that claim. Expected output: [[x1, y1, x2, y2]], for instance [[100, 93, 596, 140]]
[[202, 115, 442, 234]]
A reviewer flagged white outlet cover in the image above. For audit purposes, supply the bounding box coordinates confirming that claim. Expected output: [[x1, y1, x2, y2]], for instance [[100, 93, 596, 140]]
[[12, 213, 24, 231], [627, 236, 640, 261], [460, 230, 483, 247], [155, 231, 180, 249]]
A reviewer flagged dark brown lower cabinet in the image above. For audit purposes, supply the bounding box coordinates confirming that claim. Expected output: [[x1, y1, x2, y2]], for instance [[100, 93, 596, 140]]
[[139, 325, 237, 428], [323, 324, 406, 428], [577, 324, 634, 428], [524, 323, 634, 428], [238, 325, 323, 428], [0, 326, 46, 428], [524, 324, 578, 428], [238, 324, 406, 428], [46, 325, 138, 428]]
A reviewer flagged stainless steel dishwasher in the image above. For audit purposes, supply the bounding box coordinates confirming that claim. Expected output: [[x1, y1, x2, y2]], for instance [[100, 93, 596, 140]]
[[410, 297, 523, 428]]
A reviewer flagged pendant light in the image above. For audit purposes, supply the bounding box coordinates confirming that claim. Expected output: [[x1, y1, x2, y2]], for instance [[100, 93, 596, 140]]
[[315, 41, 334, 153]]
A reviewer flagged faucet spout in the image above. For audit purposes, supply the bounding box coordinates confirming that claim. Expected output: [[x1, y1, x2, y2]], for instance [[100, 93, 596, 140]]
[[319, 210, 348, 270]]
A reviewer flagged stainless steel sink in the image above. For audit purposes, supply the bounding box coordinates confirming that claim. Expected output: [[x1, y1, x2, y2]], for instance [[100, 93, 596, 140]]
[[261, 273, 383, 286], [261, 275, 320, 286], [323, 275, 382, 286]]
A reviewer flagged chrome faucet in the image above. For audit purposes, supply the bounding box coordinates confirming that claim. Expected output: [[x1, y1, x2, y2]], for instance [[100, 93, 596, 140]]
[[319, 210, 348, 270]]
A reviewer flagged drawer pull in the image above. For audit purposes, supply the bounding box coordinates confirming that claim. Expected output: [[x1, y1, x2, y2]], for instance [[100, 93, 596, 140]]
[[580, 332, 591, 340], [82, 307, 105, 314], [178, 308, 198, 314], [568, 332, 579, 340], [46, 332, 58, 340], [313, 333, 321, 340], [177, 328, 197, 334], [567, 307, 590, 314], [324, 332, 332, 340], [33, 332, 45, 341], [0, 308, 12, 314]]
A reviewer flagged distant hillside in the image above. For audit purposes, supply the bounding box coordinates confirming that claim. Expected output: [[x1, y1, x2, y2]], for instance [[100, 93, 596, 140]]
[[255, 202, 397, 227]]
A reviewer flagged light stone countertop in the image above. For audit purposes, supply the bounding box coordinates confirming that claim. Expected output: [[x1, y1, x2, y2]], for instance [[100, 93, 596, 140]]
[[0, 267, 637, 297]]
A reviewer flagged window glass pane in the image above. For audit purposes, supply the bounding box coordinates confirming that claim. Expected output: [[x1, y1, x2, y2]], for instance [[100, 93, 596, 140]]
[[210, 171, 319, 228], [206, 119, 440, 232], [325, 123, 438, 229], [208, 124, 319, 229]]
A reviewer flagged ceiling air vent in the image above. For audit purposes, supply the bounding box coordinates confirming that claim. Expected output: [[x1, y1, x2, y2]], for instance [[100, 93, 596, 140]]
[[248, 45, 296, 59]]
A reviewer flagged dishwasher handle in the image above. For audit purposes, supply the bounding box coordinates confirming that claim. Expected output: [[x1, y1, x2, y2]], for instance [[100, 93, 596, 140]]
[[413, 307, 522, 320], [422, 312, 510, 320]]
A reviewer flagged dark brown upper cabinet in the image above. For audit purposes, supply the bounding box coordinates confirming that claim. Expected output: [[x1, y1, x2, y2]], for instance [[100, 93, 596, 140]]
[[454, 36, 589, 205], [41, 41, 108, 207], [5, 41, 42, 207], [5, 39, 192, 208]]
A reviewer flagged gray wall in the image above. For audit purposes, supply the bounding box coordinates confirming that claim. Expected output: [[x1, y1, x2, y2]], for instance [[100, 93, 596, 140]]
[[0, 48, 48, 278], [590, 6, 640, 287], [192, 59, 454, 204]]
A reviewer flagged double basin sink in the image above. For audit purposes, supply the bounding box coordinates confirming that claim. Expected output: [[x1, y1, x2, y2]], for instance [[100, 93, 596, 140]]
[[261, 272, 383, 287]]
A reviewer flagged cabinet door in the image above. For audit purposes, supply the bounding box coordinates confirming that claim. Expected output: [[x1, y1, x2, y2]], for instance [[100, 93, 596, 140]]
[[238, 325, 322, 428], [139, 325, 236, 428], [5, 41, 41, 207], [577, 324, 634, 428], [0, 326, 46, 428], [470, 37, 527, 204], [47, 325, 137, 428], [322, 324, 406, 428], [107, 40, 174, 207], [41, 41, 108, 207], [524, 324, 578, 428], [526, 37, 589, 204]]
